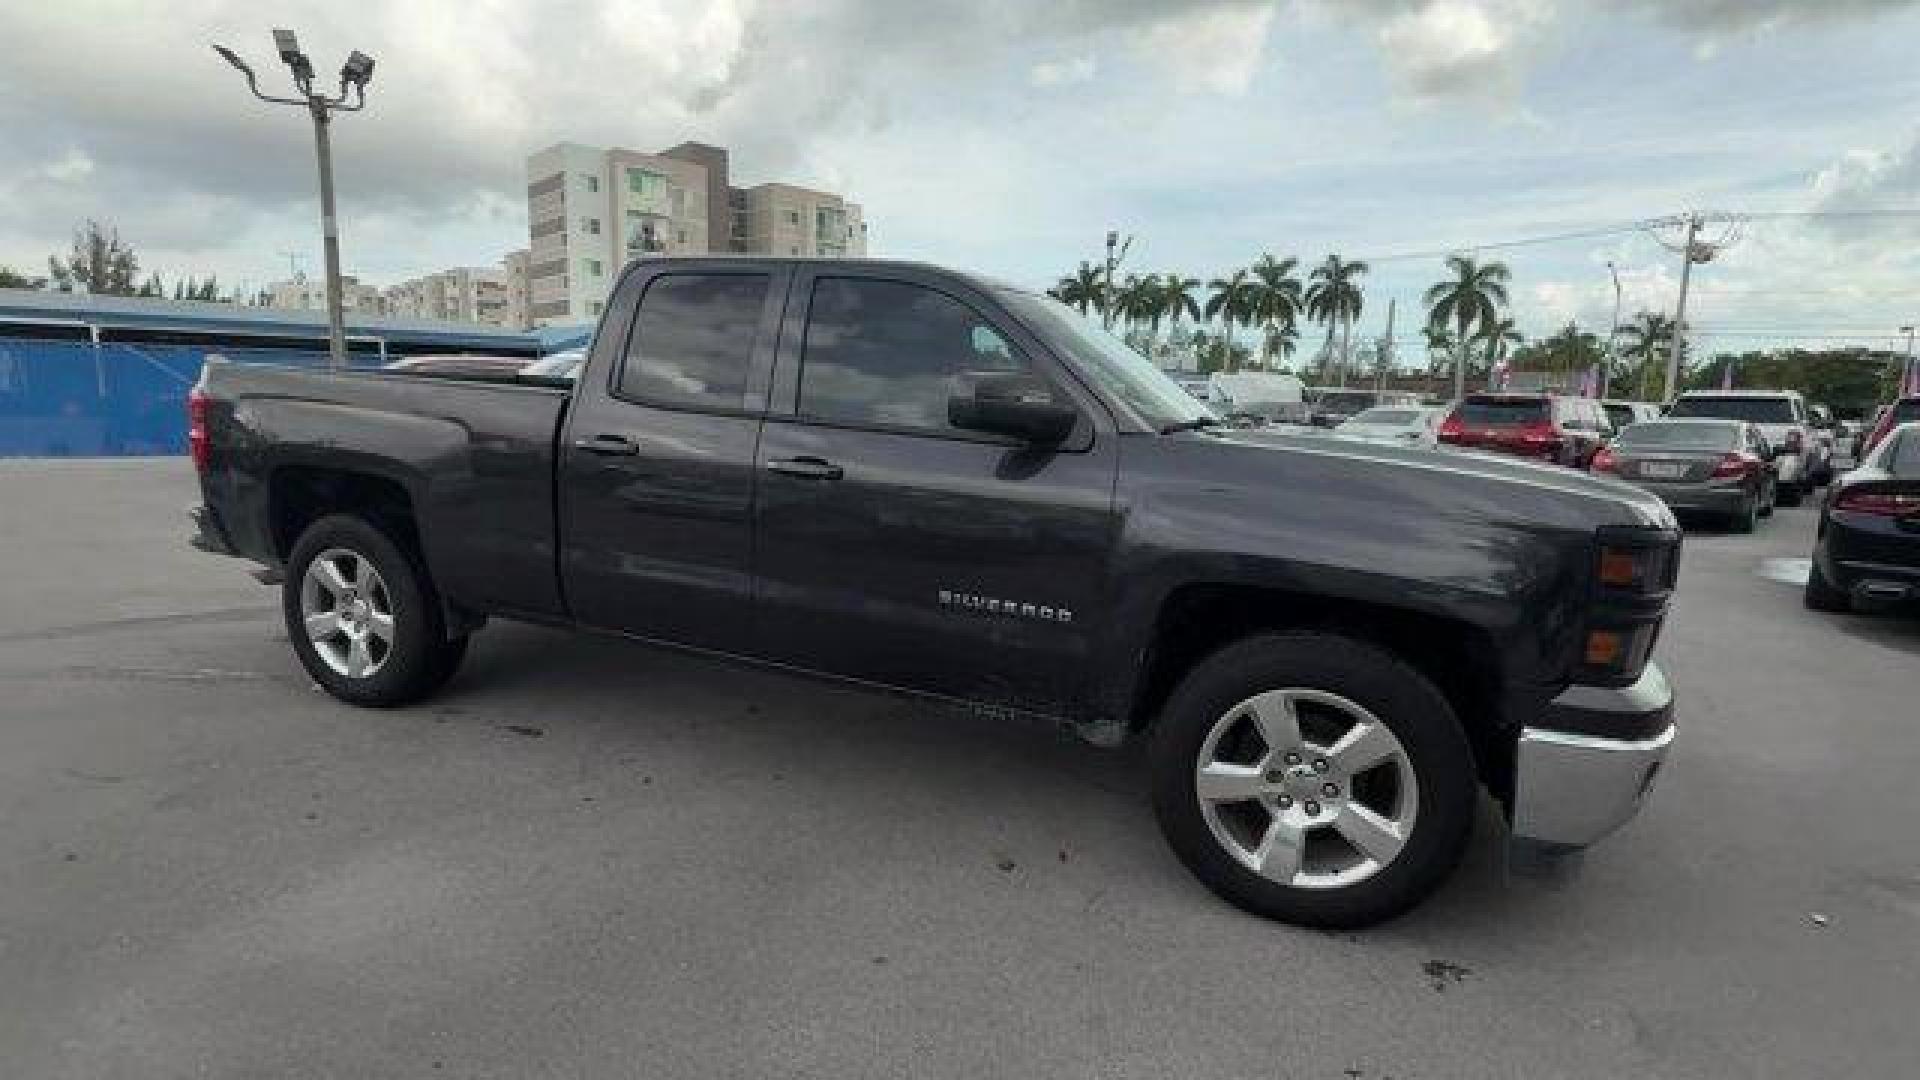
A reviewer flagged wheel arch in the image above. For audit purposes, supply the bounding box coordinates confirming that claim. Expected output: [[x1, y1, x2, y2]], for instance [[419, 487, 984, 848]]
[[1126, 581, 1514, 798]]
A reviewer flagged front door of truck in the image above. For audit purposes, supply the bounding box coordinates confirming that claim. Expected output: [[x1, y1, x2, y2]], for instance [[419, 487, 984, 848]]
[[751, 268, 1119, 714], [558, 263, 786, 653]]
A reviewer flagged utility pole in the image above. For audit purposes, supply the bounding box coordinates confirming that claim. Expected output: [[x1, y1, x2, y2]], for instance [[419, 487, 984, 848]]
[[1664, 214, 1700, 404], [1603, 261, 1622, 399], [214, 30, 375, 369], [1648, 211, 1743, 404], [1379, 297, 1396, 393]]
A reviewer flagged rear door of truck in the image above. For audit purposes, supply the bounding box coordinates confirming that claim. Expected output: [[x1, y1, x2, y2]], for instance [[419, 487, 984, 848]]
[[556, 261, 789, 653]]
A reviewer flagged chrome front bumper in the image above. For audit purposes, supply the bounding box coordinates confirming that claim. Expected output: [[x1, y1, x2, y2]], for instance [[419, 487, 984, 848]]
[[1511, 664, 1675, 849]]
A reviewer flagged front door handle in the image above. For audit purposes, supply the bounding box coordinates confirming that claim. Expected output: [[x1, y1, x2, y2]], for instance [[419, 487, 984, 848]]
[[574, 433, 639, 456], [765, 455, 843, 481]]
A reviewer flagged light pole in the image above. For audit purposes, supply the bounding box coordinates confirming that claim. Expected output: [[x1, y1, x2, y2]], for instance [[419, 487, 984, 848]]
[[1604, 261, 1622, 399], [1902, 324, 1916, 397], [214, 30, 374, 370], [1102, 230, 1132, 334]]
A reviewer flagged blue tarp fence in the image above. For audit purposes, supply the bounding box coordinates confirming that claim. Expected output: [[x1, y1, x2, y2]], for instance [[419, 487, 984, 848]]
[[0, 337, 390, 457]]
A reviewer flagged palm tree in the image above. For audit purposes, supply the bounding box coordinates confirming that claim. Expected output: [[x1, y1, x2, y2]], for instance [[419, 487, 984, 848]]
[[1306, 255, 1368, 385], [1160, 274, 1201, 367], [1423, 325, 1457, 381], [1474, 316, 1523, 389], [1262, 320, 1299, 369], [1619, 311, 1677, 399], [1250, 254, 1302, 370], [1114, 274, 1157, 346], [1204, 268, 1260, 370], [1423, 255, 1510, 401], [1049, 261, 1106, 317]]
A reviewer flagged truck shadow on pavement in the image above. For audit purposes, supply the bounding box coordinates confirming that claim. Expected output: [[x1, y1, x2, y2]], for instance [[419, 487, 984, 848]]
[[422, 621, 1548, 940]]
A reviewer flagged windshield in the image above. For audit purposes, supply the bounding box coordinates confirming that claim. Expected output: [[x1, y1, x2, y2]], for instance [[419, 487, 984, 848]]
[[1603, 403, 1639, 429], [1347, 409, 1416, 425], [1670, 396, 1795, 423], [1318, 392, 1376, 414], [1885, 430, 1920, 476], [999, 291, 1215, 430], [1619, 422, 1740, 450], [1455, 398, 1546, 425]]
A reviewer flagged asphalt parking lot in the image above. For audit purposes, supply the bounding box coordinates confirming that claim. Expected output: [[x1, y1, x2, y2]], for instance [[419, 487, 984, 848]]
[[2, 458, 1917, 1079]]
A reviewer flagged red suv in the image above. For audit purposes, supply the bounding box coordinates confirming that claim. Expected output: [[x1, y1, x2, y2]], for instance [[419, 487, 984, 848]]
[[1439, 393, 1615, 468]]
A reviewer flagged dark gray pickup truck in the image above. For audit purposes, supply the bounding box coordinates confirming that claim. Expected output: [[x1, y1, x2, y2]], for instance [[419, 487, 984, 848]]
[[190, 256, 1679, 928]]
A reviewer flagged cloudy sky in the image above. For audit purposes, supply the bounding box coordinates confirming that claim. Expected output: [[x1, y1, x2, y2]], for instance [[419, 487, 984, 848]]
[[3, 0, 1919, 353]]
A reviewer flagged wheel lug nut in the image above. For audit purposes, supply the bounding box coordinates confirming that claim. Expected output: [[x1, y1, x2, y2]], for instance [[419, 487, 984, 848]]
[[1304, 800, 1321, 815], [1321, 783, 1338, 797], [1284, 752, 1302, 765], [1313, 759, 1329, 773], [1277, 795, 1293, 808]]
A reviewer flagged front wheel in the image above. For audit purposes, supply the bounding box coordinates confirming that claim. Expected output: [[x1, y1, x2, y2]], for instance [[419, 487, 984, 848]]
[[283, 514, 470, 707], [1777, 477, 1804, 507], [1149, 633, 1476, 929]]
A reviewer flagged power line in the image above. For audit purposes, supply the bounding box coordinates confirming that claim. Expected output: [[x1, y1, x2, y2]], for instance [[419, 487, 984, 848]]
[[1357, 221, 1657, 264]]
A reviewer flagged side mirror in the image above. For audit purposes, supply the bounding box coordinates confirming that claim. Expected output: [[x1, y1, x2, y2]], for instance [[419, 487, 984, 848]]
[[948, 371, 1076, 445]]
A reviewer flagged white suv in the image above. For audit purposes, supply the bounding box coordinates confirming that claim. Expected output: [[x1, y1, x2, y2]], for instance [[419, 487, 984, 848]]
[[1669, 390, 1827, 505]]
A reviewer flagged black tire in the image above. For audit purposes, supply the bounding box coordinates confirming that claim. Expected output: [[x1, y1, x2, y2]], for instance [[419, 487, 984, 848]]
[[1759, 479, 1775, 518], [1149, 633, 1476, 930], [283, 513, 469, 707], [1803, 555, 1850, 613], [1730, 494, 1758, 534], [1777, 480, 1804, 507]]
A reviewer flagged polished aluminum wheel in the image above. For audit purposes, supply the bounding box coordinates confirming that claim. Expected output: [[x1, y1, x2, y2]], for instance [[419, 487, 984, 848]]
[[299, 547, 395, 679], [1195, 688, 1419, 890]]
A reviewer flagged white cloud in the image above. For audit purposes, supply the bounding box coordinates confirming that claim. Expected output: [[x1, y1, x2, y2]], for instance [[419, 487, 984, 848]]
[[1372, 0, 1555, 104], [1129, 3, 1278, 96], [1030, 54, 1097, 87]]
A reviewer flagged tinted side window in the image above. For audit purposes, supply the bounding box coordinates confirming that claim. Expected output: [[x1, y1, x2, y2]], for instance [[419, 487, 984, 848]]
[[799, 277, 1041, 432], [619, 273, 769, 410], [1888, 431, 1920, 476]]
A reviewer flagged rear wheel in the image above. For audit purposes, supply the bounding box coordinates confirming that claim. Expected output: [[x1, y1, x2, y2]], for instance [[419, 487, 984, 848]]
[[1777, 477, 1804, 507], [283, 514, 469, 706], [1730, 493, 1758, 534], [1149, 633, 1476, 929], [1803, 554, 1850, 613], [1759, 478, 1776, 517]]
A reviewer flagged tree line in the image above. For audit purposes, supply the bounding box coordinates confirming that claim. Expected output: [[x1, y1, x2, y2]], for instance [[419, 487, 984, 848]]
[[1048, 249, 1902, 409], [0, 219, 262, 305]]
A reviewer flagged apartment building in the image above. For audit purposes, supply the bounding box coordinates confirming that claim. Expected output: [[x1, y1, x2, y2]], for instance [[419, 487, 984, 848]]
[[503, 249, 531, 332], [524, 140, 866, 326], [734, 182, 867, 259], [384, 266, 510, 326], [265, 274, 384, 315]]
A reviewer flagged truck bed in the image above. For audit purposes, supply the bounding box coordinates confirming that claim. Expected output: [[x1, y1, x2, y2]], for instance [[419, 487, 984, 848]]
[[195, 360, 572, 620]]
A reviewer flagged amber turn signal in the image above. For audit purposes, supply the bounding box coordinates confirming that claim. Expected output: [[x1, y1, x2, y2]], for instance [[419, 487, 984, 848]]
[[1584, 629, 1626, 667]]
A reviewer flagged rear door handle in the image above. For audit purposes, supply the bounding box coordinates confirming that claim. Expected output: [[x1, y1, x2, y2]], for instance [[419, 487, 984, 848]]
[[574, 433, 639, 456], [765, 455, 843, 481]]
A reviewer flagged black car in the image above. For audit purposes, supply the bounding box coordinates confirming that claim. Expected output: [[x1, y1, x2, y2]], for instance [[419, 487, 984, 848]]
[[1806, 422, 1920, 613], [1591, 418, 1777, 532]]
